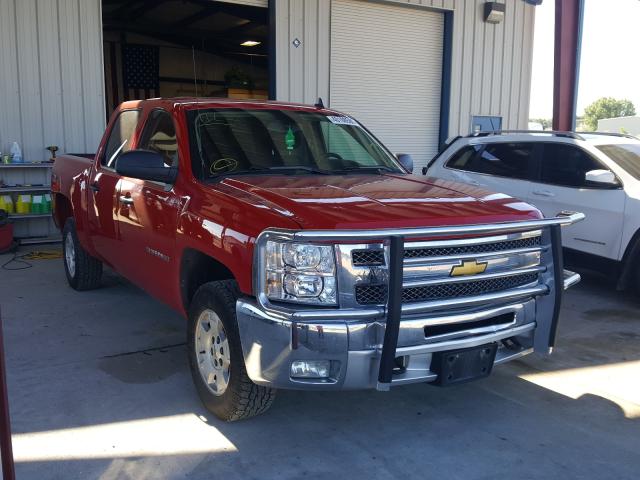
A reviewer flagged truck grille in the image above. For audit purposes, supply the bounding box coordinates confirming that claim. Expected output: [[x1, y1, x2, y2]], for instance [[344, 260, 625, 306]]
[[352, 249, 385, 266], [355, 284, 388, 305], [403, 236, 541, 259], [349, 230, 544, 307], [351, 236, 541, 267], [355, 272, 539, 305]]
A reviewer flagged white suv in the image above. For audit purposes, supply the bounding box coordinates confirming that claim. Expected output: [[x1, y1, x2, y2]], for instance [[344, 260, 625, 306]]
[[425, 131, 640, 289]]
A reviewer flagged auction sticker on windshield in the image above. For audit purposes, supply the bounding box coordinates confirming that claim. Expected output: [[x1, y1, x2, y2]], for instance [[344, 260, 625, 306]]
[[326, 116, 359, 126]]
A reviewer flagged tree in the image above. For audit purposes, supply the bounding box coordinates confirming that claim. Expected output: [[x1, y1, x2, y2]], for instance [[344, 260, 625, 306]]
[[529, 118, 552, 130], [583, 97, 636, 131]]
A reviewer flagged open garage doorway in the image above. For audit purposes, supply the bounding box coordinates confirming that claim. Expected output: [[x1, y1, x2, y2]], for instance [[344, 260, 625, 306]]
[[102, 0, 270, 117]]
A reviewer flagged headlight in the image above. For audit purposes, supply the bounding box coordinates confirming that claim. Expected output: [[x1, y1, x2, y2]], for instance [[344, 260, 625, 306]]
[[264, 241, 337, 305]]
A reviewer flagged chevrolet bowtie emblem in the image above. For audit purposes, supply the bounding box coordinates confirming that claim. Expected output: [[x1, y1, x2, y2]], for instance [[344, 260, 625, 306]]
[[450, 260, 488, 277]]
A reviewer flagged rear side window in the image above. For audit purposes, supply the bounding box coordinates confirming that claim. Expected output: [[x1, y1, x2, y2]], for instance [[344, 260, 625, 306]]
[[102, 110, 140, 168], [138, 110, 179, 168], [540, 144, 604, 187], [448, 142, 535, 180]]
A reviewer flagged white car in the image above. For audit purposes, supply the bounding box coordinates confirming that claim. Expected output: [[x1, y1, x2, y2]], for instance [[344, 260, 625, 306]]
[[425, 131, 640, 290]]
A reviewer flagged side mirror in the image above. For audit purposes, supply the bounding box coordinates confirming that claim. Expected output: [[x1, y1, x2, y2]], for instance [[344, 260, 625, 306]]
[[116, 150, 177, 184], [396, 153, 414, 173], [585, 169, 618, 187]]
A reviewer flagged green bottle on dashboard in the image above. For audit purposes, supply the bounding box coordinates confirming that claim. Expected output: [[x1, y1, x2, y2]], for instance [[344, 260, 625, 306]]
[[285, 127, 295, 151]]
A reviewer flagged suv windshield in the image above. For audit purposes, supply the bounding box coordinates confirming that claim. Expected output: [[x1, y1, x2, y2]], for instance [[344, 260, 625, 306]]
[[186, 108, 402, 179], [597, 143, 640, 180]]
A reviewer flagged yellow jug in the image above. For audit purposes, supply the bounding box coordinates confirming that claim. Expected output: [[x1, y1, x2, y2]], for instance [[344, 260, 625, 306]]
[[16, 194, 31, 214], [0, 195, 14, 214]]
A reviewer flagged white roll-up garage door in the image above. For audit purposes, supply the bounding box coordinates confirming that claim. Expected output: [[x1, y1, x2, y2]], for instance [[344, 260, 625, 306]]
[[330, 0, 444, 171]]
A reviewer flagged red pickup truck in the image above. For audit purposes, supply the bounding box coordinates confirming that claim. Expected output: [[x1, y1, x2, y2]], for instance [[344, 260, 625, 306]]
[[52, 98, 583, 421]]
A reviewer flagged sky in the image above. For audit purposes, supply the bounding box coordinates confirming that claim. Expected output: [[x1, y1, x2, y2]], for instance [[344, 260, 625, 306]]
[[529, 0, 640, 120]]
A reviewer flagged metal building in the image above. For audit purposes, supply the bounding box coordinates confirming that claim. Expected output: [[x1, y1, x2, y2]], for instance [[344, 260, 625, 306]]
[[0, 0, 536, 237]]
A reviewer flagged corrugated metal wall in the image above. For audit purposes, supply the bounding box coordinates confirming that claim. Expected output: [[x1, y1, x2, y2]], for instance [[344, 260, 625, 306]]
[[275, 0, 536, 136], [274, 0, 331, 105], [0, 0, 105, 162], [0, 0, 534, 158], [449, 0, 535, 134], [0, 0, 104, 239]]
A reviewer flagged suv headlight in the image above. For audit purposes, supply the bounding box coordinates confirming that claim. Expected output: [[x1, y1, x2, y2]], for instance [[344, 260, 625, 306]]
[[264, 241, 337, 305]]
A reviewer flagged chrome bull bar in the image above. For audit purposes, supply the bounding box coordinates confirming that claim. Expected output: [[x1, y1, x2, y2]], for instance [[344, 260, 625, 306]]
[[253, 212, 585, 390], [373, 212, 584, 390], [286, 212, 585, 241]]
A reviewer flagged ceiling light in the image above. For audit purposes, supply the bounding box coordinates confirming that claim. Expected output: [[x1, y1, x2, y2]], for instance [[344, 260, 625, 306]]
[[484, 2, 505, 24], [240, 40, 261, 47]]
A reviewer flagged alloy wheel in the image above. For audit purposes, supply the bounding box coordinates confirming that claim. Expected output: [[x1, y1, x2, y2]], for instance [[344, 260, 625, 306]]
[[195, 309, 231, 396]]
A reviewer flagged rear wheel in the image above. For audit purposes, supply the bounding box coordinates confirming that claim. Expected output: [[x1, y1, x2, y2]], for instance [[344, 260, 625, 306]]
[[188, 280, 276, 421], [62, 218, 102, 290]]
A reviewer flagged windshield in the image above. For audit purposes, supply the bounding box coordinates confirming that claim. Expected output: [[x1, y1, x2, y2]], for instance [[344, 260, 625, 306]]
[[597, 143, 640, 180], [186, 108, 402, 179]]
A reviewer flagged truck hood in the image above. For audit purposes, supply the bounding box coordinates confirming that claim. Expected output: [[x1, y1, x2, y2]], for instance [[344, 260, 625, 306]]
[[216, 174, 542, 230]]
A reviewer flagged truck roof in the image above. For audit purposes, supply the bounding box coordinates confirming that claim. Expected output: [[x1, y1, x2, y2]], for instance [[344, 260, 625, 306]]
[[119, 97, 338, 114]]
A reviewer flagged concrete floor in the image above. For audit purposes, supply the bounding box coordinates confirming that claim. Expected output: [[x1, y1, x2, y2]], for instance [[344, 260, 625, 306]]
[[1, 246, 639, 480]]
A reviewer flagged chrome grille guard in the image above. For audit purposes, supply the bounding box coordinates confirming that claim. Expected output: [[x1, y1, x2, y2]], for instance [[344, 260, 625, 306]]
[[283, 212, 584, 241], [253, 212, 585, 389]]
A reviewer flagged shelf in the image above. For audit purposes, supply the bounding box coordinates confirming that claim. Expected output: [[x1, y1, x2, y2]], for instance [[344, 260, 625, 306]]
[[19, 235, 61, 245], [0, 163, 53, 169], [0, 186, 50, 193], [8, 213, 52, 220]]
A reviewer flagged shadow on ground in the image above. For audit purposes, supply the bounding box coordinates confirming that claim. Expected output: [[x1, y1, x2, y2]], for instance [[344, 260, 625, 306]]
[[1, 248, 639, 479]]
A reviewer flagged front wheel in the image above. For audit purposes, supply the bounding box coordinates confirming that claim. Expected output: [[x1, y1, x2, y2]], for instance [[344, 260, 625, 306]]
[[62, 218, 102, 291], [188, 280, 276, 421]]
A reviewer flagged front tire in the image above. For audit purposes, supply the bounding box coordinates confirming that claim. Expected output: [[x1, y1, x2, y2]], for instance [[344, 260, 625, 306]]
[[188, 280, 276, 421], [62, 218, 102, 290]]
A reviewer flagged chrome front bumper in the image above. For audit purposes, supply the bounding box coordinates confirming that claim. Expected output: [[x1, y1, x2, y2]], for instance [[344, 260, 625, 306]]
[[239, 213, 584, 391], [236, 269, 578, 391]]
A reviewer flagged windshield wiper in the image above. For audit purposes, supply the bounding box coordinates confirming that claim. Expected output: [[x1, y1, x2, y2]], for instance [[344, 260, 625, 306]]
[[333, 165, 398, 174], [209, 167, 266, 179], [265, 166, 331, 175], [210, 165, 331, 179]]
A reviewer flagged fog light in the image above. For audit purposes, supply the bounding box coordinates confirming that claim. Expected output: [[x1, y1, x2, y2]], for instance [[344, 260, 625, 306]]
[[290, 360, 331, 379]]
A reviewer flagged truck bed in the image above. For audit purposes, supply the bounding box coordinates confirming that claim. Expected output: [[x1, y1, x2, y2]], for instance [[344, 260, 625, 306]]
[[52, 153, 95, 199]]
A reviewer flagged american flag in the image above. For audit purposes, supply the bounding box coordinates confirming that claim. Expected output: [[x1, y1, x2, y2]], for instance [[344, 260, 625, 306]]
[[104, 43, 160, 117], [123, 44, 160, 93]]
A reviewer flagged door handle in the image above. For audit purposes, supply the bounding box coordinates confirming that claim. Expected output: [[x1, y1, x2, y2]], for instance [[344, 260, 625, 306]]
[[119, 195, 134, 205], [468, 180, 481, 186], [89, 182, 100, 192], [532, 190, 555, 198]]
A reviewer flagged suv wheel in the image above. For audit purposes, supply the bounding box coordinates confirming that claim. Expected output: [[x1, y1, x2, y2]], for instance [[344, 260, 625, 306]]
[[188, 280, 276, 421]]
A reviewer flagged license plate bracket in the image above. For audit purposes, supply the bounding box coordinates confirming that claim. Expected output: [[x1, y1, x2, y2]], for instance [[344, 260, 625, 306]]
[[430, 343, 498, 386]]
